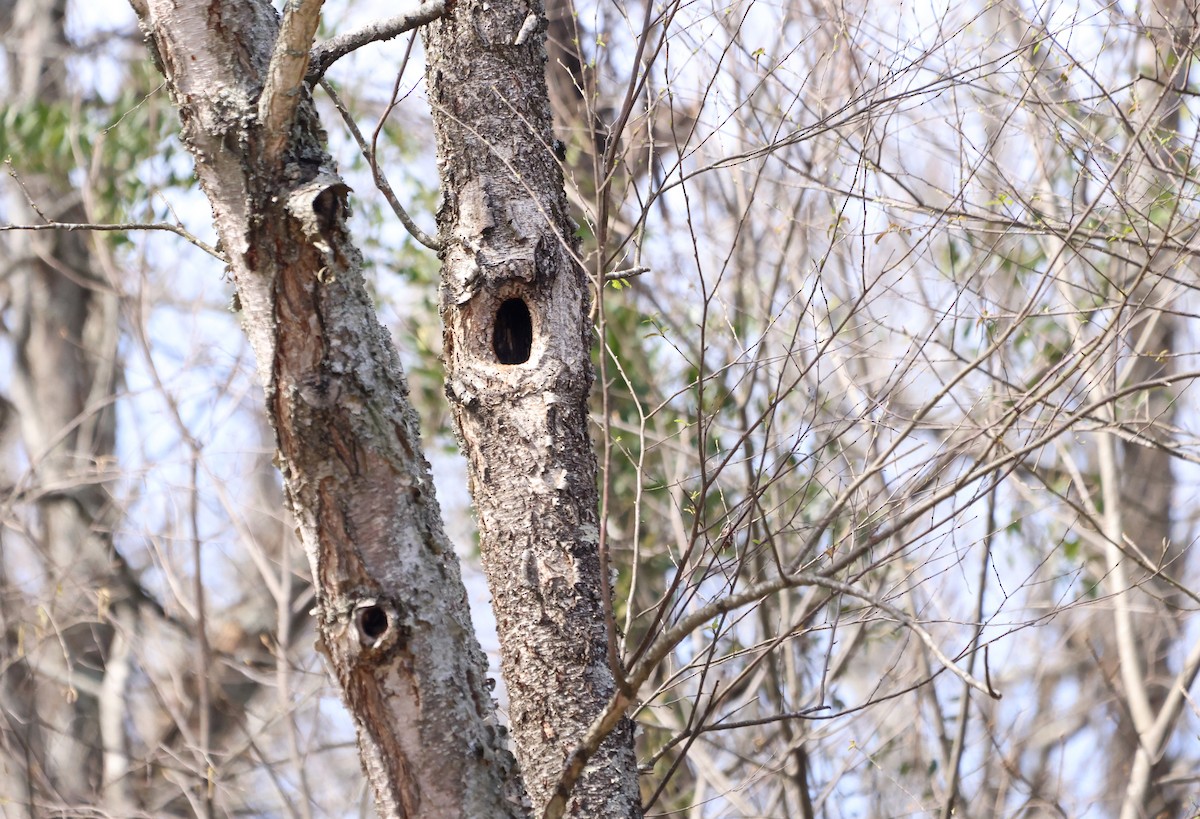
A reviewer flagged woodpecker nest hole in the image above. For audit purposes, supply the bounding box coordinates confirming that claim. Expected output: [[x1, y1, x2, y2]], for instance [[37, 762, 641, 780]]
[[492, 297, 533, 365]]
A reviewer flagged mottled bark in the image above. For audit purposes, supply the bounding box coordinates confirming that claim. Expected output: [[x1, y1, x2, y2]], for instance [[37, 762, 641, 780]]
[[423, 4, 642, 816], [131, 2, 524, 816]]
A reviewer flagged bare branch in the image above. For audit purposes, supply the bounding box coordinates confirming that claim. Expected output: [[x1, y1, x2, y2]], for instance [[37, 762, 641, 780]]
[[0, 221, 225, 260], [546, 571, 1000, 818], [605, 265, 650, 282], [307, 0, 447, 83], [1121, 634, 1200, 818]]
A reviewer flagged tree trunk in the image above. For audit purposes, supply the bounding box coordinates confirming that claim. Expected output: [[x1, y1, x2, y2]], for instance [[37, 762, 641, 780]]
[[423, 4, 643, 816], [131, 2, 524, 816]]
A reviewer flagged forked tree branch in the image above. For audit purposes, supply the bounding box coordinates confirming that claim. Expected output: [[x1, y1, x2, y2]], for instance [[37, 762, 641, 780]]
[[130, 0, 526, 813]]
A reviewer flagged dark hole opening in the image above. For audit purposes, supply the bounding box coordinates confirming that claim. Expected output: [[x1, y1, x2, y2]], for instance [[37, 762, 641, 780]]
[[357, 605, 389, 642], [493, 298, 533, 365]]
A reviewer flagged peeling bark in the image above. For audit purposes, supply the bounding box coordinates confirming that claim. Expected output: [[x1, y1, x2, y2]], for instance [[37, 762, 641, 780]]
[[132, 2, 524, 816], [423, 4, 642, 816]]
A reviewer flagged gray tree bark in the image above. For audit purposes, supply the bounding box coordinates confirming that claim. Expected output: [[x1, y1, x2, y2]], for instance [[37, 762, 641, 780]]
[[130, 1, 527, 816], [423, 4, 642, 816]]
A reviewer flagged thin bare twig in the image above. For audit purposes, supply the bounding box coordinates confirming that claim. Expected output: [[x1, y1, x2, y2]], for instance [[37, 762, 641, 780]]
[[319, 78, 443, 251], [0, 221, 224, 260], [543, 570, 1000, 819]]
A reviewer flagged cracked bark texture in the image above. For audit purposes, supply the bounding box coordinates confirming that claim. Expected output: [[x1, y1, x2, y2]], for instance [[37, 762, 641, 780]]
[[132, 2, 524, 816], [424, 4, 642, 816]]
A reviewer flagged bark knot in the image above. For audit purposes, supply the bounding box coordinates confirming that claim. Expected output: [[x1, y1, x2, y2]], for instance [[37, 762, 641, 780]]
[[285, 171, 353, 269]]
